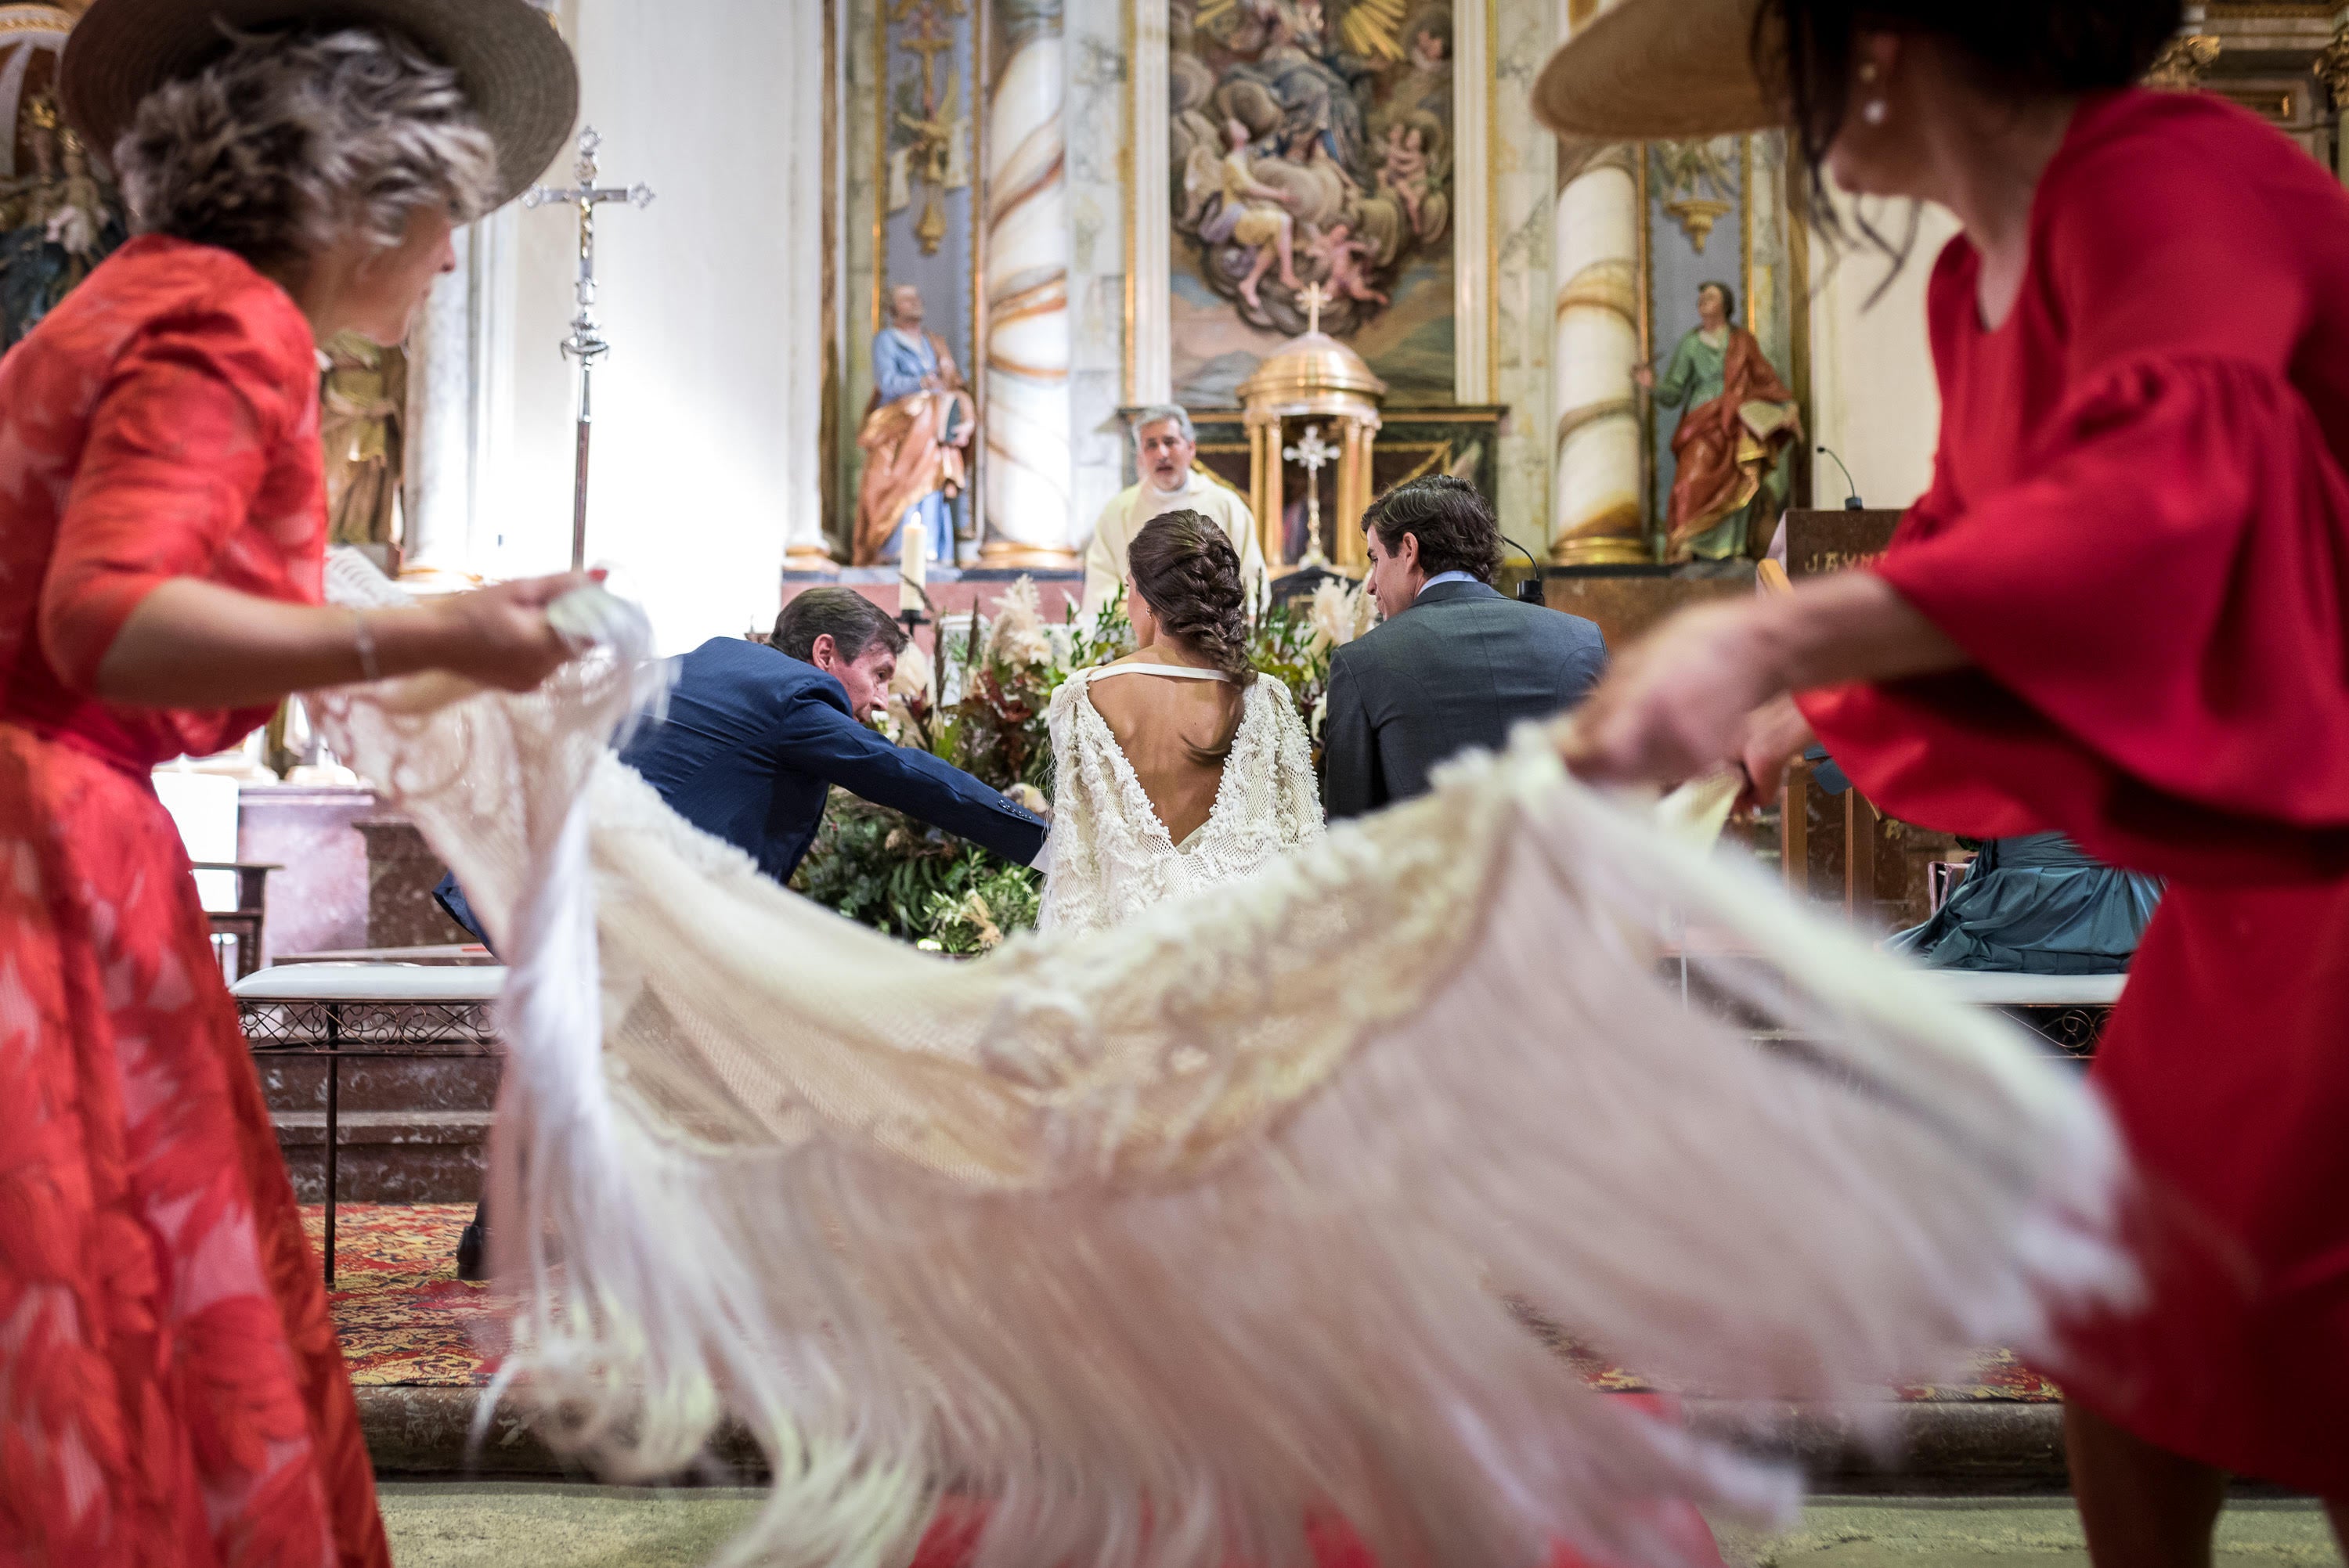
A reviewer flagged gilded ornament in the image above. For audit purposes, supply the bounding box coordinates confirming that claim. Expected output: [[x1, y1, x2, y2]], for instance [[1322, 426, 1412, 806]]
[[887, 0, 969, 258], [1239, 281, 1387, 571], [2318, 22, 2349, 107], [1652, 137, 1737, 253], [2143, 34, 2221, 89]]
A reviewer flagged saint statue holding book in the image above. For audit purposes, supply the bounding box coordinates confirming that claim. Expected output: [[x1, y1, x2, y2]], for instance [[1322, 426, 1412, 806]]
[[854, 283, 972, 565], [1636, 279, 1801, 562]]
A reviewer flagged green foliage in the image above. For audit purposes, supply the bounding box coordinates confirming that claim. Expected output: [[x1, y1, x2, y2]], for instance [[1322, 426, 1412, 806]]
[[789, 794, 988, 939], [919, 860, 1044, 954], [1249, 597, 1338, 759]]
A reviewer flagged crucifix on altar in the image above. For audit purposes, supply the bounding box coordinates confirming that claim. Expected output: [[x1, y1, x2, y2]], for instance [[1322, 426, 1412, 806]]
[[1238, 280, 1389, 576], [1282, 424, 1337, 571], [889, 2, 966, 255], [523, 127, 655, 569]]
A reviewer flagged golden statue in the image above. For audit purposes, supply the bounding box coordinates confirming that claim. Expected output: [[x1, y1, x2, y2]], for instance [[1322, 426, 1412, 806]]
[[319, 330, 406, 558]]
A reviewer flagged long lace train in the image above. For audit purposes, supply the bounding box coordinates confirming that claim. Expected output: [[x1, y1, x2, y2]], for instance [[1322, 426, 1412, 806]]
[[310, 553, 2133, 1568]]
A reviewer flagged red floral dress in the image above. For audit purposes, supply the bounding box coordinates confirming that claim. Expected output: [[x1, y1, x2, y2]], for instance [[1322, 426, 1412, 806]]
[[1802, 91, 2349, 1493], [0, 236, 388, 1566]]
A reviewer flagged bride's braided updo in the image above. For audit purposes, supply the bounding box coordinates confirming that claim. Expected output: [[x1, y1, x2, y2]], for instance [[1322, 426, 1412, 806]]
[[1128, 510, 1259, 690]]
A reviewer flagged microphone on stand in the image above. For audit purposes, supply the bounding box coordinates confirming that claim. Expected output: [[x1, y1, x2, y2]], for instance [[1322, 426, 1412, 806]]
[[1500, 534, 1548, 604], [1816, 445, 1865, 510]]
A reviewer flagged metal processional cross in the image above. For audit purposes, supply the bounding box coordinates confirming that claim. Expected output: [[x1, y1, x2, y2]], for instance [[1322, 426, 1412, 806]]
[[524, 128, 655, 568]]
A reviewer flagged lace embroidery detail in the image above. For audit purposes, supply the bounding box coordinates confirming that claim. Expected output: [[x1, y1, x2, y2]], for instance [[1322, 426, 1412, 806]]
[[299, 553, 2134, 1568], [1038, 669, 1326, 935]]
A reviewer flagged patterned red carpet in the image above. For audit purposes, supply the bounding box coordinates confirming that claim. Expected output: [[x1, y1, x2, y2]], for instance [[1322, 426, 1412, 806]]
[[305, 1204, 2060, 1400], [304, 1202, 501, 1386]]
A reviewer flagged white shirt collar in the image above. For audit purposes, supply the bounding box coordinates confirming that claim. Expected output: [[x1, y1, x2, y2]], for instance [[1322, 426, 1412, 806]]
[[1416, 570, 1480, 597], [1139, 470, 1200, 503]]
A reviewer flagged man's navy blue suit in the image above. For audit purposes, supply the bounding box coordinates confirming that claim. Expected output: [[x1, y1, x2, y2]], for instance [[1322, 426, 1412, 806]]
[[621, 636, 1045, 883], [436, 636, 1045, 939]]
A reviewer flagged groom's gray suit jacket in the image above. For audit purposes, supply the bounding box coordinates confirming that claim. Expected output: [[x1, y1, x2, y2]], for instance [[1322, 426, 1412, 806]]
[[1319, 578, 1607, 820]]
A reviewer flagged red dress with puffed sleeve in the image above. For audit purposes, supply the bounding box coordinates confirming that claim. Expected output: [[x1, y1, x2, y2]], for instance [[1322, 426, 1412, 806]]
[[0, 236, 389, 1566], [1801, 90, 2349, 1491]]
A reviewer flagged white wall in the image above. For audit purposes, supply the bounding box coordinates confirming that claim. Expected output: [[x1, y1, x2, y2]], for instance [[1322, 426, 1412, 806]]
[[1806, 198, 1960, 513], [474, 0, 826, 653]]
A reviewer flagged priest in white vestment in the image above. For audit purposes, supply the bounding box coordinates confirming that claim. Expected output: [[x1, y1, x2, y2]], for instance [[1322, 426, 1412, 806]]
[[1081, 405, 1267, 619]]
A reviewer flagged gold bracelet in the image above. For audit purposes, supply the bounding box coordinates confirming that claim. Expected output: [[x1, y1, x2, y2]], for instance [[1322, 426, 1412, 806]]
[[352, 608, 381, 683]]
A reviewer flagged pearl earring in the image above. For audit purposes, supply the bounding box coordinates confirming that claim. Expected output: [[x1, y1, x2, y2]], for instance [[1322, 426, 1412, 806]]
[[1862, 98, 1888, 126]]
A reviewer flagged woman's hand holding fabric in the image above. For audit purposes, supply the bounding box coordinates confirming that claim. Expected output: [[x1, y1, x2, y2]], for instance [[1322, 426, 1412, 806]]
[[1736, 694, 1817, 808], [420, 572, 589, 691], [1558, 572, 1965, 790], [1558, 598, 1781, 788]]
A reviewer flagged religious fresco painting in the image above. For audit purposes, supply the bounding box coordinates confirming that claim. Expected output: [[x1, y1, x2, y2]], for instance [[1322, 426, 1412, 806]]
[[1169, 0, 1458, 408], [1640, 132, 1802, 564], [870, 0, 979, 556]]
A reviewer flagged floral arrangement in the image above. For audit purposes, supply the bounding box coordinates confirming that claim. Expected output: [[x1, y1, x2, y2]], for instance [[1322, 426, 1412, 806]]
[[790, 573, 1377, 951]]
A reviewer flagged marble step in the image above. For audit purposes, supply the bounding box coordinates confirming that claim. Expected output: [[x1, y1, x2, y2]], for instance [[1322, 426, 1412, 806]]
[[273, 1109, 489, 1204], [359, 1387, 2069, 1485], [257, 1053, 501, 1114]]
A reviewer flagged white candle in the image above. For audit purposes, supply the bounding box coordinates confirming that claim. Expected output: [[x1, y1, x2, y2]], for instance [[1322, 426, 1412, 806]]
[[899, 521, 926, 613]]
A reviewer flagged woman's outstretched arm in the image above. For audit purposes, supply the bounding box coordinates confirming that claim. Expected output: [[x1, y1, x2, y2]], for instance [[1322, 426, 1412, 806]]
[[1559, 571, 1967, 788], [90, 572, 585, 708]]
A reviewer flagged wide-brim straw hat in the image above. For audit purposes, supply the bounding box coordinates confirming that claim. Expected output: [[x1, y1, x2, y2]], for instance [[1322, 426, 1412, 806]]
[[1533, 0, 1784, 141], [60, 0, 578, 211]]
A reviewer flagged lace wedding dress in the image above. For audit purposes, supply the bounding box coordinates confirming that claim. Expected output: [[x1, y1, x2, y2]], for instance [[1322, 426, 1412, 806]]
[[1040, 664, 1324, 935], [309, 553, 2135, 1568]]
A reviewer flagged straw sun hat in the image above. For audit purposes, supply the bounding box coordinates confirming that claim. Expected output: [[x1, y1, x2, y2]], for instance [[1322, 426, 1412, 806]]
[[59, 0, 578, 211], [1532, 0, 1786, 142]]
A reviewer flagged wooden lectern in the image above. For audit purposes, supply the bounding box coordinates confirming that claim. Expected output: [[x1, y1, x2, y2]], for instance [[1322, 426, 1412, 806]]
[[1777, 510, 1913, 926]]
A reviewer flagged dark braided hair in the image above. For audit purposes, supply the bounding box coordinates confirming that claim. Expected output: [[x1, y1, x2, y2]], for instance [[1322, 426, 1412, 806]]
[[1127, 509, 1257, 763]]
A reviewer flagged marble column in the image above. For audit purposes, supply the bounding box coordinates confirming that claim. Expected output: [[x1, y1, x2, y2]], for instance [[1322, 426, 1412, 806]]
[[1547, 0, 1648, 565], [1128, 0, 1172, 405], [781, 0, 836, 573], [980, 0, 1077, 564], [398, 236, 478, 592]]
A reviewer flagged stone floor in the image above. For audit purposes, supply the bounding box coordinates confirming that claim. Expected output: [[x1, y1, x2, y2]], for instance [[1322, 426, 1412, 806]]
[[1723, 1497, 2343, 1568], [374, 1485, 2345, 1568]]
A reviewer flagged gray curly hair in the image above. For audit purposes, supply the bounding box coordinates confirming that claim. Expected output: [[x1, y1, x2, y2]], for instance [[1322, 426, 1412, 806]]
[[114, 24, 499, 268], [1129, 404, 1196, 448]]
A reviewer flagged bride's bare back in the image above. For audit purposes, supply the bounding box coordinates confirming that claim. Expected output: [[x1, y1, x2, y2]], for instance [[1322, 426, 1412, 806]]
[[1084, 654, 1242, 845]]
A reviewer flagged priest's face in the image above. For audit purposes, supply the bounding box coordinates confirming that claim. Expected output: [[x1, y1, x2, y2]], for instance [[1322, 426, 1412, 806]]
[[1136, 418, 1195, 492]]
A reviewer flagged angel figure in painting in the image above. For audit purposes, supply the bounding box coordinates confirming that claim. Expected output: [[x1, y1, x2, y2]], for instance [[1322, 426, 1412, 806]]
[[1634, 279, 1799, 562], [1214, 117, 1304, 310], [1374, 118, 1432, 235], [1304, 221, 1388, 306], [855, 283, 972, 565]]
